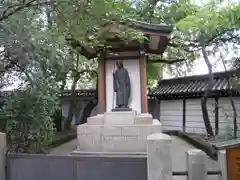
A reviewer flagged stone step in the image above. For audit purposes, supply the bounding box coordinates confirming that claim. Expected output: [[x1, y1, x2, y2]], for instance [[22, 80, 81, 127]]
[[104, 111, 136, 125], [87, 112, 154, 125], [134, 113, 153, 124]]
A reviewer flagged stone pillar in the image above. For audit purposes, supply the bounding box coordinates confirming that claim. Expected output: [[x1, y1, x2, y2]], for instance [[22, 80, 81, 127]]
[[218, 150, 227, 180], [186, 149, 207, 180], [0, 133, 6, 180], [147, 133, 173, 180]]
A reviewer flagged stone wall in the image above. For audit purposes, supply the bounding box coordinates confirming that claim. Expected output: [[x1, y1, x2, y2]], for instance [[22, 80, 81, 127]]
[[0, 133, 5, 180], [77, 120, 161, 152]]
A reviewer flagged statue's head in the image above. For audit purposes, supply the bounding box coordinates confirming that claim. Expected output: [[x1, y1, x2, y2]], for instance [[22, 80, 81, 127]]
[[116, 60, 123, 68]]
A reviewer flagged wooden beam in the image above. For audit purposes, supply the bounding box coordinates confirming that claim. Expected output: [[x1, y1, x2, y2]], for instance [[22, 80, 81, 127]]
[[139, 53, 148, 113], [98, 53, 106, 113]]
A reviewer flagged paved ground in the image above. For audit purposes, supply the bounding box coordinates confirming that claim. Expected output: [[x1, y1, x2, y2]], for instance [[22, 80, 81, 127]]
[[50, 139, 77, 155], [50, 136, 221, 180], [170, 136, 220, 180]]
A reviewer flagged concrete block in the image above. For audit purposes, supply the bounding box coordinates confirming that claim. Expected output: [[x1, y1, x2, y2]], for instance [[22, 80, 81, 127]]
[[77, 124, 87, 135], [150, 125, 162, 134], [148, 120, 161, 134], [147, 133, 173, 180], [78, 134, 91, 151], [102, 138, 145, 152], [86, 125, 102, 134], [186, 149, 207, 180], [78, 134, 101, 151], [218, 150, 227, 180], [101, 126, 122, 136], [111, 139, 145, 152], [77, 121, 161, 153], [104, 111, 135, 125], [153, 119, 161, 125], [121, 126, 144, 136], [101, 138, 116, 151], [134, 114, 153, 124], [87, 114, 104, 125], [78, 125, 102, 151]]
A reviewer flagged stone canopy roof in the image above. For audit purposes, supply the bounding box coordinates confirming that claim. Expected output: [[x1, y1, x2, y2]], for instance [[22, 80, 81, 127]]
[[129, 19, 173, 34], [76, 19, 173, 59]]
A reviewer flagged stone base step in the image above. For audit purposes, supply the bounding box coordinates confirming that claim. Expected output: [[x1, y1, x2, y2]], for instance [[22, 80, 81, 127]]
[[77, 121, 162, 152]]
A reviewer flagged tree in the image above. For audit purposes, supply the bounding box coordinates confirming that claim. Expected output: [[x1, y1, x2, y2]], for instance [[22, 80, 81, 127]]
[[0, 1, 64, 152], [175, 2, 240, 136]]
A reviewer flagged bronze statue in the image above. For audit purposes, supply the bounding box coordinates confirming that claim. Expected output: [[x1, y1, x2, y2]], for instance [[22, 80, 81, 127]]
[[113, 60, 131, 108]]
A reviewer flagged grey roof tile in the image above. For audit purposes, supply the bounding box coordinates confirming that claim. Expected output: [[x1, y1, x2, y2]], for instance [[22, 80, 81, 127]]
[[150, 70, 240, 97]]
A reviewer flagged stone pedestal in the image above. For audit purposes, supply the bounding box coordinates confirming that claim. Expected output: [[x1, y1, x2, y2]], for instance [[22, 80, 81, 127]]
[[75, 111, 161, 153], [111, 108, 132, 112]]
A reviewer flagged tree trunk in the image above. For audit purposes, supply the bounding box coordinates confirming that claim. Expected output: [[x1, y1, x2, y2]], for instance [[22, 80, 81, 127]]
[[201, 47, 214, 137], [60, 77, 67, 96], [220, 54, 238, 138], [64, 75, 80, 130], [230, 94, 238, 137]]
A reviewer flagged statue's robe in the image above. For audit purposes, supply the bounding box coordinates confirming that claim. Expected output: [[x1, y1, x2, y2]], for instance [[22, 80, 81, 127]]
[[113, 67, 131, 107]]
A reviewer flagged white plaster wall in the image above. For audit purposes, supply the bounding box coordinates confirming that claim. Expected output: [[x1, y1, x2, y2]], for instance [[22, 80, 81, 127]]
[[160, 100, 183, 131], [185, 98, 215, 134], [90, 104, 99, 117], [62, 101, 76, 125], [218, 97, 240, 135], [105, 59, 141, 113], [62, 100, 83, 125], [159, 97, 240, 135]]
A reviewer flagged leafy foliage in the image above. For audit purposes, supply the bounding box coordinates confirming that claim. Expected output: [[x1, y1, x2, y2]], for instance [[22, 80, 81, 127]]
[[1, 82, 58, 153]]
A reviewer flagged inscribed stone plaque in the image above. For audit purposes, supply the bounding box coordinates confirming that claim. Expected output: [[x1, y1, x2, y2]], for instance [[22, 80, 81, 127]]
[[227, 147, 240, 180]]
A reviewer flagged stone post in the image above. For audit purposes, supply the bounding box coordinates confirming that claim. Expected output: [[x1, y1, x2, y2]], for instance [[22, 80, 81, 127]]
[[218, 150, 227, 180], [186, 149, 207, 180], [147, 133, 173, 180], [0, 133, 6, 180]]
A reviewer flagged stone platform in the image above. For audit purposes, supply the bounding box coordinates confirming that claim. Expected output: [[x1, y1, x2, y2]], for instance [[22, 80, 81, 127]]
[[75, 111, 162, 153]]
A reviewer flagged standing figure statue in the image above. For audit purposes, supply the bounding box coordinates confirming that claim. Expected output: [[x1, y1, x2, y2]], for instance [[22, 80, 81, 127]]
[[113, 60, 131, 109]]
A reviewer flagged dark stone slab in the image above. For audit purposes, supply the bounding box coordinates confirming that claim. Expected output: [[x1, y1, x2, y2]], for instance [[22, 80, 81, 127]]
[[111, 108, 133, 112], [177, 131, 217, 160], [212, 138, 240, 150]]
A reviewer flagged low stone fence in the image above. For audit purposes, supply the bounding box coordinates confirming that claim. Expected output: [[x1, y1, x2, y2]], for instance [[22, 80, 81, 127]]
[[147, 133, 226, 180], [0, 133, 5, 180]]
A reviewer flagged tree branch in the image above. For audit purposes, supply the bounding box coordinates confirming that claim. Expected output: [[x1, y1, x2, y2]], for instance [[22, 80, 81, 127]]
[[5, 55, 34, 85], [169, 28, 239, 52], [148, 58, 186, 64], [168, 42, 199, 52], [0, 0, 55, 21]]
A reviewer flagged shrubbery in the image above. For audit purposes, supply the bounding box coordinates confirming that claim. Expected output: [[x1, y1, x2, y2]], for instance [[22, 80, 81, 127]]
[[0, 84, 59, 153]]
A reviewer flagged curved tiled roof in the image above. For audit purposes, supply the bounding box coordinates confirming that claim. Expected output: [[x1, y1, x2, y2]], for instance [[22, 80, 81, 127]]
[[150, 70, 240, 98], [61, 89, 96, 97], [0, 89, 97, 98], [129, 19, 173, 34]]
